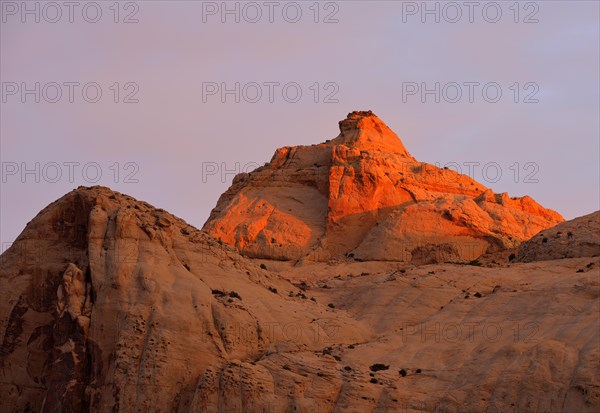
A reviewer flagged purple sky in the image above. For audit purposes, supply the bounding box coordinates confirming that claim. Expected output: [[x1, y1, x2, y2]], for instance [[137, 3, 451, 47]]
[[1, 1, 599, 247]]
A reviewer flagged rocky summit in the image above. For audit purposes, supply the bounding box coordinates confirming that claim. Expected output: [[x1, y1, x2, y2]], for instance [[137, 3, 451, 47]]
[[204, 111, 564, 263], [0, 112, 598, 413]]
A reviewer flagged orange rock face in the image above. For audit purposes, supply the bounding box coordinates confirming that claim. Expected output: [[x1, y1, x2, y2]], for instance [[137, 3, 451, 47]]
[[204, 111, 564, 263]]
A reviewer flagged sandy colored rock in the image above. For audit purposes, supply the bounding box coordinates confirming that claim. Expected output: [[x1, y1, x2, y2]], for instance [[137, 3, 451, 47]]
[[517, 210, 600, 262], [204, 111, 563, 263], [1, 187, 598, 412], [0, 187, 366, 412]]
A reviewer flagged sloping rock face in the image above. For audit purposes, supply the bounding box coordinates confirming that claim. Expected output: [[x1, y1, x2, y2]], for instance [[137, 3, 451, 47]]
[[204, 111, 564, 263], [517, 210, 600, 262], [0, 187, 367, 412], [1, 187, 598, 413]]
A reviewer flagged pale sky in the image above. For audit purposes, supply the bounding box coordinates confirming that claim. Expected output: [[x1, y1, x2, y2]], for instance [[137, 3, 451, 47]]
[[1, 0, 599, 246]]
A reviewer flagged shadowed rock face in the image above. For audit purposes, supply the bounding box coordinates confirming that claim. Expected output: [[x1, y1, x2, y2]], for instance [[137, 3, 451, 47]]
[[0, 187, 367, 412], [1, 187, 598, 412], [517, 211, 600, 262], [203, 111, 564, 263]]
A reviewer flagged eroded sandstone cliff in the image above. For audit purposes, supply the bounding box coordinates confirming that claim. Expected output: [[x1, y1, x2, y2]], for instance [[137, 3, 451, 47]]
[[0, 187, 366, 412], [203, 111, 563, 263], [1, 187, 598, 412]]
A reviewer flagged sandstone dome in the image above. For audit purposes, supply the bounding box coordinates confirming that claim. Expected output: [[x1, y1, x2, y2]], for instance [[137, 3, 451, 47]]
[[203, 111, 564, 263]]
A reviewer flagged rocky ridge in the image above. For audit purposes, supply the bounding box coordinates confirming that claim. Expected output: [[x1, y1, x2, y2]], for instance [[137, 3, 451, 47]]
[[204, 111, 564, 263], [0, 186, 598, 412]]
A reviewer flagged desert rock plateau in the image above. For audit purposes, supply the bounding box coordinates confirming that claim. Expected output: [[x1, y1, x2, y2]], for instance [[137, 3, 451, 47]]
[[1, 112, 598, 413]]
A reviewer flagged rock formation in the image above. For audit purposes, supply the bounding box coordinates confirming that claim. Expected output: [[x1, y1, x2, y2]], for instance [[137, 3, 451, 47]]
[[517, 210, 600, 262], [0, 187, 367, 412], [204, 111, 564, 263], [1, 187, 598, 412]]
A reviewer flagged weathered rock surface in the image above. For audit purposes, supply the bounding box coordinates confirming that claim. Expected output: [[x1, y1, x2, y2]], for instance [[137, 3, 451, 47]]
[[0, 187, 367, 412], [204, 111, 564, 263], [1, 187, 598, 412], [517, 210, 600, 262]]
